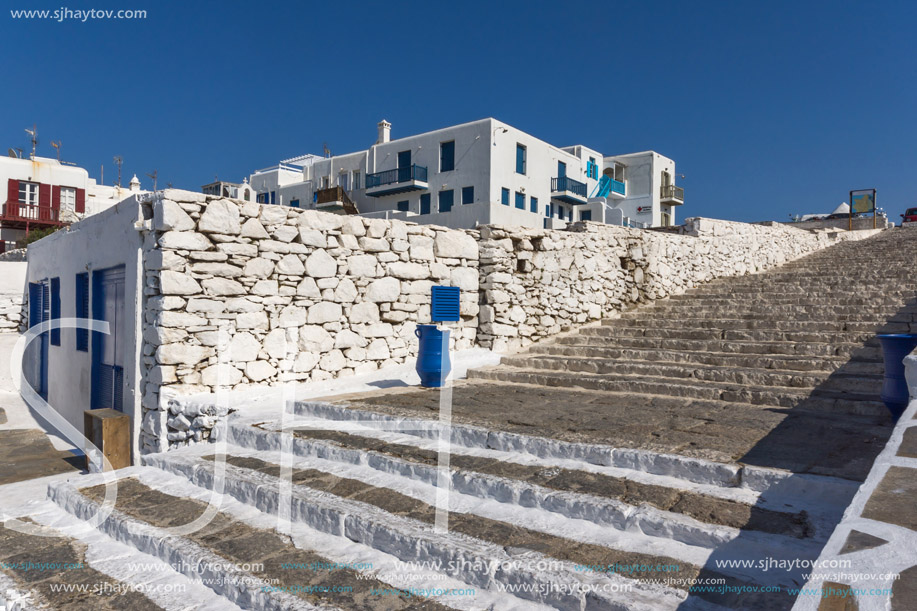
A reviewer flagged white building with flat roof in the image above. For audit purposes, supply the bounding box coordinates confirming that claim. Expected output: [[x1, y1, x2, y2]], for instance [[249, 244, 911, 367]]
[[0, 155, 146, 252], [243, 118, 685, 230]]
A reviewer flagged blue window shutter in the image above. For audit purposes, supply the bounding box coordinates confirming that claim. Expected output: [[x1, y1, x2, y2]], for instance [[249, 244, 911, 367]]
[[75, 273, 89, 351], [420, 193, 431, 214], [50, 278, 60, 346], [501, 188, 509, 205], [462, 186, 474, 205], [516, 144, 526, 174], [397, 200, 409, 212], [28, 283, 41, 328], [440, 141, 455, 172], [439, 190, 454, 213], [270, 191, 276, 205], [530, 197, 538, 213], [515, 192, 525, 210], [431, 286, 460, 322]]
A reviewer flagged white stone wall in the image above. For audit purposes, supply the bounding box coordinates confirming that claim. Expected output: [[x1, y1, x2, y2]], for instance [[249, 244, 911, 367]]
[[139, 190, 480, 451], [0, 262, 27, 333], [476, 219, 882, 352]]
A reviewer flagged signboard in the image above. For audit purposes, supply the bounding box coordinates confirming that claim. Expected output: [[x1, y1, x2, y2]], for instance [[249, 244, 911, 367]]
[[851, 189, 876, 214], [849, 189, 878, 230]]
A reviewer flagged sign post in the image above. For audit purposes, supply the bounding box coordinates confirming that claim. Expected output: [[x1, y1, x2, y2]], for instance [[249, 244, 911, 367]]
[[849, 189, 877, 230]]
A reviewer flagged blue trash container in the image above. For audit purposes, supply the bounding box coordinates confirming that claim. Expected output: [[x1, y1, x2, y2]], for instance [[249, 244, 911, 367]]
[[415, 324, 451, 388], [877, 333, 917, 420]]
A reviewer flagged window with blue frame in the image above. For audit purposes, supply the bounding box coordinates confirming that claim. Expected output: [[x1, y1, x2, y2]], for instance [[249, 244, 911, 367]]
[[257, 193, 267, 204], [290, 199, 300, 208], [557, 205, 564, 219], [545, 203, 552, 217], [587, 157, 598, 179], [50, 277, 60, 346], [440, 141, 455, 172], [420, 193, 431, 214], [397, 200, 410, 212], [581, 210, 592, 222], [501, 188, 509, 205], [462, 186, 474, 205], [515, 192, 525, 210], [557, 161, 566, 178], [75, 273, 89, 351], [438, 189, 454, 213], [516, 144, 526, 175], [270, 191, 276, 205], [530, 196, 538, 214]]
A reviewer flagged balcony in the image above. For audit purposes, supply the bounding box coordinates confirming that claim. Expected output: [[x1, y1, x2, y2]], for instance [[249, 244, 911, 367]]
[[660, 184, 685, 205], [551, 176, 588, 205], [315, 186, 359, 214], [0, 202, 64, 229], [365, 165, 428, 197]]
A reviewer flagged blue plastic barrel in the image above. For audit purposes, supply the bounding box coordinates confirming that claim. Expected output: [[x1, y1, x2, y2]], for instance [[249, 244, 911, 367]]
[[415, 324, 451, 388], [877, 333, 917, 420]]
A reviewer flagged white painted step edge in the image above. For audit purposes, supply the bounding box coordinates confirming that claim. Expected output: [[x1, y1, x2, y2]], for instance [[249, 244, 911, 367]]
[[146, 451, 686, 611], [229, 420, 826, 560], [288, 401, 862, 507], [45, 479, 329, 611]]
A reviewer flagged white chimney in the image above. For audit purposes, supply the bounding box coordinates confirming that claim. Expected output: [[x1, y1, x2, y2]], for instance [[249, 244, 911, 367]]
[[377, 119, 391, 144]]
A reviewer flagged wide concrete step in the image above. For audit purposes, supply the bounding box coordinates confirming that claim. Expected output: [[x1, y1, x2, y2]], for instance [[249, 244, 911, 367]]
[[618, 309, 917, 323], [136, 451, 690, 610], [628, 304, 917, 318], [578, 325, 879, 345], [526, 344, 882, 374], [601, 317, 910, 333], [266, 424, 822, 542], [0, 501, 239, 611], [554, 335, 881, 359], [663, 295, 913, 307], [498, 355, 882, 392], [50, 472, 473, 611], [466, 366, 887, 416]]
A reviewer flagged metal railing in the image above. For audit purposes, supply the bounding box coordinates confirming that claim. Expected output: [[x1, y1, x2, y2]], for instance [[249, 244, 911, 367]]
[[0, 203, 61, 224], [366, 164, 428, 189], [661, 185, 685, 201], [610, 178, 626, 195], [551, 176, 587, 197]]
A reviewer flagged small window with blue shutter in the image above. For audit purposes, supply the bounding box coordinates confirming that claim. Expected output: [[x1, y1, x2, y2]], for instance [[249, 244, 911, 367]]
[[530, 196, 538, 213], [440, 141, 455, 172], [397, 200, 409, 212], [515, 192, 525, 210], [431, 286, 460, 322], [76, 272, 89, 351], [462, 186, 474, 205], [501, 188, 509, 206], [516, 144, 526, 175], [420, 193, 431, 214], [438, 190, 454, 213], [50, 277, 60, 346]]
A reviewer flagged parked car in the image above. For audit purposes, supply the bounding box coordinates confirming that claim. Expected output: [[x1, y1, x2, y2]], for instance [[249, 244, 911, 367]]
[[901, 208, 917, 226]]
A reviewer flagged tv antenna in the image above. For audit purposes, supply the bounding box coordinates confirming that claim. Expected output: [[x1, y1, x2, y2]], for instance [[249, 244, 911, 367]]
[[24, 125, 37, 159], [50, 140, 61, 161], [113, 156, 123, 187], [146, 170, 158, 191]]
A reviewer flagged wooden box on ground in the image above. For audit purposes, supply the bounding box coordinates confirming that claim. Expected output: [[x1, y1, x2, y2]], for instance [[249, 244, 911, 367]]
[[83, 409, 130, 470]]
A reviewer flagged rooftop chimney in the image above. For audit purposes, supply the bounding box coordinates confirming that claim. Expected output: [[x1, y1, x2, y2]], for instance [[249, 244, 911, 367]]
[[377, 119, 391, 144]]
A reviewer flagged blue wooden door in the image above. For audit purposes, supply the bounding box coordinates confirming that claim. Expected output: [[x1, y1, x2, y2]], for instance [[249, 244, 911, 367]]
[[397, 150, 411, 182], [91, 266, 126, 411], [27, 281, 50, 400]]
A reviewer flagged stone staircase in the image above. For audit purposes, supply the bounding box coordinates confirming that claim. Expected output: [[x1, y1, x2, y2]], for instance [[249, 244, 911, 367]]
[[5, 228, 915, 610]]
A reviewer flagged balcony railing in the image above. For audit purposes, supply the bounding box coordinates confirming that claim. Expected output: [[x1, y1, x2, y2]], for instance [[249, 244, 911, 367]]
[[610, 178, 626, 195], [366, 164, 428, 189], [661, 185, 685, 202], [551, 176, 587, 198], [0, 202, 62, 225]]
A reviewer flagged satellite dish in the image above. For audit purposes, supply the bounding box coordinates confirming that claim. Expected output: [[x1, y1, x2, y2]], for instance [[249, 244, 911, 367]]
[[7, 148, 17, 158]]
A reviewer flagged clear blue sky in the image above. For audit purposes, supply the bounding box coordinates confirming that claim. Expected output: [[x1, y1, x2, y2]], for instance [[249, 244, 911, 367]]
[[2, 0, 914, 222]]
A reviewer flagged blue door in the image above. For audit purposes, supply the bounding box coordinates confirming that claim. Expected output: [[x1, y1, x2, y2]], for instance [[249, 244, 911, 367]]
[[558, 161, 566, 178], [27, 281, 50, 400], [91, 266, 126, 411], [397, 150, 411, 182]]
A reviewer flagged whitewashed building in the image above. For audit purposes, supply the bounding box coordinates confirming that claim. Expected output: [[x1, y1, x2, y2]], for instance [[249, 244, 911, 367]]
[[0, 155, 145, 252], [244, 118, 685, 230]]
